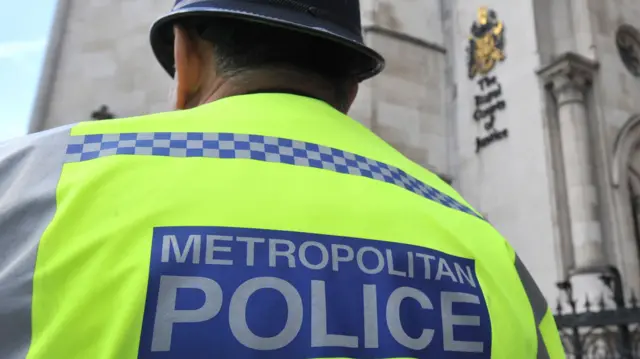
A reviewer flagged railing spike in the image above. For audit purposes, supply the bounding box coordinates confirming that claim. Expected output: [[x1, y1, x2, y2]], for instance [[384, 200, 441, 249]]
[[630, 291, 638, 308], [598, 294, 606, 310], [584, 294, 591, 312], [556, 298, 563, 315], [569, 297, 577, 314]]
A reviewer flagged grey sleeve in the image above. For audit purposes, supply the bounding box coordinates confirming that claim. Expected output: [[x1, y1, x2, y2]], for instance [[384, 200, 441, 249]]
[[0, 125, 72, 359]]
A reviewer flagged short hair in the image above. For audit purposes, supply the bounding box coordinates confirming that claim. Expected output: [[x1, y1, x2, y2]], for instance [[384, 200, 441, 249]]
[[180, 16, 356, 108]]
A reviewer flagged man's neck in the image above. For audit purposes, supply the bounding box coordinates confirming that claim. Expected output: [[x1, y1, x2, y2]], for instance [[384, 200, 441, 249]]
[[192, 69, 344, 112]]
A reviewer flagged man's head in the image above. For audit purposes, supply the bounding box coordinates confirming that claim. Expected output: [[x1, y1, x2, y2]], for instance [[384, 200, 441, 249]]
[[151, 0, 385, 113], [171, 18, 360, 112]]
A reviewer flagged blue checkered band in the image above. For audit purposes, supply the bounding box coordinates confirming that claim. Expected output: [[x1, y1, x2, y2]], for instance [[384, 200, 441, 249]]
[[65, 132, 482, 220]]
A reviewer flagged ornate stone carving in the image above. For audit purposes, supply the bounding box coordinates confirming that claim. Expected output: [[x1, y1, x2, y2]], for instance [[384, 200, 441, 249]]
[[616, 25, 640, 77], [537, 52, 599, 105]]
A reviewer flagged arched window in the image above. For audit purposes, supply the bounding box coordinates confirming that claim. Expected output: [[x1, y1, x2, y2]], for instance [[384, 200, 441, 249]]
[[628, 176, 640, 259], [611, 115, 640, 285]]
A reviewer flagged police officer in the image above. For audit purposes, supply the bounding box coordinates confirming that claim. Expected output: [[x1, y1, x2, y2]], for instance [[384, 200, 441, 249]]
[[0, 0, 564, 358]]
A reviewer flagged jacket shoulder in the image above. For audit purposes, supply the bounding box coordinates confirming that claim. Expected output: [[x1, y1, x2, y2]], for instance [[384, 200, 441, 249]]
[[0, 124, 74, 154], [0, 125, 74, 192]]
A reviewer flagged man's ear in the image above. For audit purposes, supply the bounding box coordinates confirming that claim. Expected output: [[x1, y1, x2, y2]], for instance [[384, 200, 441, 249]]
[[173, 24, 202, 110]]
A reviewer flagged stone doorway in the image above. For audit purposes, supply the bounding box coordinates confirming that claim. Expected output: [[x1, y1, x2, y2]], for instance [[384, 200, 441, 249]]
[[611, 115, 640, 290], [627, 149, 640, 264]]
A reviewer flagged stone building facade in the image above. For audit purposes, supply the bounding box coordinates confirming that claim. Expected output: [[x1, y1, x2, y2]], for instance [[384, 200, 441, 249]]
[[30, 0, 640, 302]]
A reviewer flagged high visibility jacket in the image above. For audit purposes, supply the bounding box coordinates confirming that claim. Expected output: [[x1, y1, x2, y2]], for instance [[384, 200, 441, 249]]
[[0, 93, 563, 359]]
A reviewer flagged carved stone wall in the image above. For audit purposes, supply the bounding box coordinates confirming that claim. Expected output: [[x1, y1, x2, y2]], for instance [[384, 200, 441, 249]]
[[452, 0, 562, 300], [350, 0, 451, 177]]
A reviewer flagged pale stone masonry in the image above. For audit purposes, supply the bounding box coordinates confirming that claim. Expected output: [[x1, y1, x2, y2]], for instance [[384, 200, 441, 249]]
[[30, 0, 640, 302], [30, 0, 172, 132]]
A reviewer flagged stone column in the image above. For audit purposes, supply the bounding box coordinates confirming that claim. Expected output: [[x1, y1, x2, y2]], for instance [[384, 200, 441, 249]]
[[29, 0, 71, 133], [538, 53, 605, 297], [352, 0, 451, 175]]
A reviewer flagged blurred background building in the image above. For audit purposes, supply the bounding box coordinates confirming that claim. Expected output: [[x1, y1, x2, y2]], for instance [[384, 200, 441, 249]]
[[28, 0, 640, 305]]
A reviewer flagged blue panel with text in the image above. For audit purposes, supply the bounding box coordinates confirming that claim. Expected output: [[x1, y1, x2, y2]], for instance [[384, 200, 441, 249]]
[[138, 227, 492, 359]]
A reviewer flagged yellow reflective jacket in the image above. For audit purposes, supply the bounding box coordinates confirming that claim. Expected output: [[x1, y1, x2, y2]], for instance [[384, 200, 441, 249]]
[[0, 93, 564, 359]]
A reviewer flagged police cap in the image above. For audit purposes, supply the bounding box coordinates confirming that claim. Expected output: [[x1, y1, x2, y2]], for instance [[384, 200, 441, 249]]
[[150, 0, 386, 81]]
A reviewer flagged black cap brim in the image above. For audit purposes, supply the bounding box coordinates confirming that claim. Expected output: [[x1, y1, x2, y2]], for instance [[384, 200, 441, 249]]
[[150, 0, 385, 81]]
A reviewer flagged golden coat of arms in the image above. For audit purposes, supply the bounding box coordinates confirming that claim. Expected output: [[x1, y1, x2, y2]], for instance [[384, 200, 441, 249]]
[[467, 7, 506, 79]]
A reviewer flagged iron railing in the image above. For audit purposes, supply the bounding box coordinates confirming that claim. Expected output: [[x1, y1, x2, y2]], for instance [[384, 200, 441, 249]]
[[554, 266, 640, 358]]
